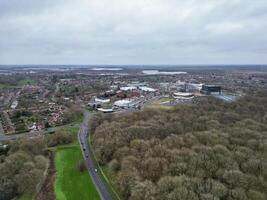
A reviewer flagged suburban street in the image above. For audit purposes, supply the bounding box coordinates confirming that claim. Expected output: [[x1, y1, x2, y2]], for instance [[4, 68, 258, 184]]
[[78, 111, 113, 200]]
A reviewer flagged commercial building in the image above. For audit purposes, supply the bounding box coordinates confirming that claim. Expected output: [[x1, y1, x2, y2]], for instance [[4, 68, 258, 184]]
[[127, 82, 147, 87], [173, 92, 194, 100], [97, 108, 114, 113], [186, 83, 203, 92], [113, 99, 136, 108], [139, 86, 157, 92], [95, 97, 111, 103], [201, 85, 221, 95], [120, 86, 137, 91]]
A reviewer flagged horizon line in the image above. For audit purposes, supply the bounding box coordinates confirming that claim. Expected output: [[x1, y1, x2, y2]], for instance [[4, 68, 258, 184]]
[[1, 64, 267, 66]]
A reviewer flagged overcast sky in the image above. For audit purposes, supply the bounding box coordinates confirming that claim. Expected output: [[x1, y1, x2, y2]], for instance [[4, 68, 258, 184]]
[[0, 0, 267, 65]]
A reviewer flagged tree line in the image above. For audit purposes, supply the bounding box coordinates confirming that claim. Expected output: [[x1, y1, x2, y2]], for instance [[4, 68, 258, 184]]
[[0, 139, 48, 200]]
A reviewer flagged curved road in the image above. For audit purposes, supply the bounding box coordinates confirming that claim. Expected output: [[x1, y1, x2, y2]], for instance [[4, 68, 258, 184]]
[[78, 111, 113, 200]]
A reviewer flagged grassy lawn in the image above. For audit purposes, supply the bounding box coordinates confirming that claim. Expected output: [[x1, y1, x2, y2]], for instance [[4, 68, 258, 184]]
[[0, 83, 17, 89], [14, 194, 33, 200], [18, 79, 37, 86], [102, 102, 113, 109], [54, 144, 100, 200], [154, 96, 172, 103], [144, 97, 173, 110], [0, 79, 36, 89], [59, 126, 80, 135]]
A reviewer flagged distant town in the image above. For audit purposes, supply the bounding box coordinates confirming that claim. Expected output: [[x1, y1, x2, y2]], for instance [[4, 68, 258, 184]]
[[0, 65, 266, 137]]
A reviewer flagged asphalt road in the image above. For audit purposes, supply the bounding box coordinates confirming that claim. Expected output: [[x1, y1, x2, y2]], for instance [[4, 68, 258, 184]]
[[0, 131, 42, 142], [0, 122, 5, 138], [0, 123, 79, 142], [78, 111, 113, 200]]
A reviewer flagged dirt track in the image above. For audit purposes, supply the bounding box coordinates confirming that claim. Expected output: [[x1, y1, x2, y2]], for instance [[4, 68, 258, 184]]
[[35, 151, 56, 200]]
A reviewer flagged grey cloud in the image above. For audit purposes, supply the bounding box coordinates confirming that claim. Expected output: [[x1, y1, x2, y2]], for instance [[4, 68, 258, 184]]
[[0, 0, 65, 17], [0, 0, 267, 64]]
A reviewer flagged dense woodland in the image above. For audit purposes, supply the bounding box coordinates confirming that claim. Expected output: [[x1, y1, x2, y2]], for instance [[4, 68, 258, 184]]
[[0, 130, 74, 200], [0, 139, 48, 200], [91, 91, 267, 200]]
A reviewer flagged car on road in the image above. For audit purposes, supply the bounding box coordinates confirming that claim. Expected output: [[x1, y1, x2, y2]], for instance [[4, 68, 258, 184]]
[[95, 168, 98, 172]]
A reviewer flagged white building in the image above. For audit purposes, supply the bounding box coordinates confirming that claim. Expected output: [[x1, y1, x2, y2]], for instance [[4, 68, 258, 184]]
[[173, 92, 194, 100], [95, 97, 111, 103], [113, 99, 134, 108], [120, 86, 137, 91], [97, 108, 114, 113], [139, 86, 157, 92], [10, 101, 18, 109], [29, 122, 37, 131]]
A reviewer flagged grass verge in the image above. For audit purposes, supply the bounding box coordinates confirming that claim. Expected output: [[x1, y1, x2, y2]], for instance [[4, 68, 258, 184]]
[[89, 135, 121, 200]]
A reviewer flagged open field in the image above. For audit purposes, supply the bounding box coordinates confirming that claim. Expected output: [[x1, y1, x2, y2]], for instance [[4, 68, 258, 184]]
[[54, 144, 100, 200], [0, 79, 36, 89], [152, 96, 172, 104], [59, 126, 80, 135], [18, 79, 37, 86], [0, 83, 17, 89], [144, 97, 174, 110], [156, 96, 172, 102], [53, 124, 100, 200]]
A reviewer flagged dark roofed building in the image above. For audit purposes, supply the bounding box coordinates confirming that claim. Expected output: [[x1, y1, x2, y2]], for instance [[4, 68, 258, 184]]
[[201, 85, 221, 95]]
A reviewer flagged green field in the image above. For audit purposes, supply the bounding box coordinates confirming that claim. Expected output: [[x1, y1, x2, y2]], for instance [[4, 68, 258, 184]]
[[59, 126, 80, 135], [14, 194, 33, 200], [154, 96, 172, 103], [18, 79, 37, 86], [0, 79, 36, 89], [54, 145, 100, 200], [0, 83, 17, 89]]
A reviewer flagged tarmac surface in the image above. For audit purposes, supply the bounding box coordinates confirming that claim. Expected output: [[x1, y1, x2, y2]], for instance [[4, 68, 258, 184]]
[[78, 111, 113, 200]]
